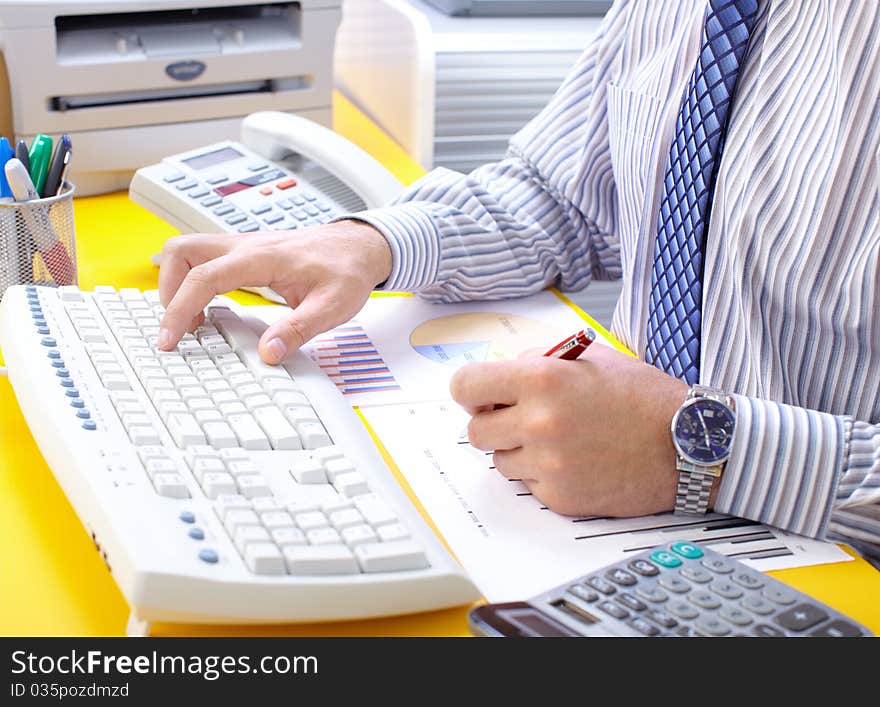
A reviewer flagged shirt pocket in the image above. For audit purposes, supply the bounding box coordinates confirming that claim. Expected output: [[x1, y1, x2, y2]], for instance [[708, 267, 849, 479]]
[[605, 82, 666, 251]]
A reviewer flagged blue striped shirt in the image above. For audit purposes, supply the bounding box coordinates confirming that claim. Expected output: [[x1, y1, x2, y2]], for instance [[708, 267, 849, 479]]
[[350, 0, 880, 561]]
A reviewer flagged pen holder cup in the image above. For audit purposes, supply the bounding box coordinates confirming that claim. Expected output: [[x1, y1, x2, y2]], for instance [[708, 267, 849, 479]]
[[0, 183, 77, 297]]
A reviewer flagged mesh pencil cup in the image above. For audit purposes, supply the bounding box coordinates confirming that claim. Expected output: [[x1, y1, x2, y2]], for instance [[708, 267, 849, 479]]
[[0, 182, 77, 297]]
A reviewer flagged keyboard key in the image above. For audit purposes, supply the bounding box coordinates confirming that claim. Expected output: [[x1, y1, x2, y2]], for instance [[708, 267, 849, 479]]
[[354, 541, 429, 573], [295, 511, 329, 531], [377, 523, 410, 543], [283, 545, 359, 575], [153, 473, 190, 498], [271, 528, 307, 547], [307, 527, 343, 545], [224, 509, 260, 535], [236, 474, 272, 498], [202, 472, 238, 499], [261, 511, 295, 529], [710, 580, 744, 599], [290, 459, 326, 484], [353, 496, 397, 527], [228, 413, 270, 450], [334, 471, 370, 498], [234, 525, 271, 553], [253, 406, 301, 449], [203, 421, 238, 449], [244, 543, 285, 575], [341, 524, 378, 547], [129, 426, 161, 446], [297, 421, 331, 448], [329, 508, 364, 530], [167, 412, 207, 447]]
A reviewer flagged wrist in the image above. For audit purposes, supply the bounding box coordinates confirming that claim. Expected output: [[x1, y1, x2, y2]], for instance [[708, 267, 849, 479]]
[[340, 218, 393, 288]]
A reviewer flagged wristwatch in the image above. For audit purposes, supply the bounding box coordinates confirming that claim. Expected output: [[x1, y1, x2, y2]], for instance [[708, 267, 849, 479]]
[[670, 384, 736, 515]]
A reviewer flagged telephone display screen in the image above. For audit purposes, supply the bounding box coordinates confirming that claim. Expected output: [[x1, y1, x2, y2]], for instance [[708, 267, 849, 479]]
[[183, 146, 243, 171]]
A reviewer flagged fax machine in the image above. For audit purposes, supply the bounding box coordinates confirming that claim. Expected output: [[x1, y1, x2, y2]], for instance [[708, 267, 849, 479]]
[[0, 1, 342, 196]]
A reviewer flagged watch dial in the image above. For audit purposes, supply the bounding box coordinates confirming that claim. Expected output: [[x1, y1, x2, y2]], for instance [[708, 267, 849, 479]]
[[674, 399, 736, 465]]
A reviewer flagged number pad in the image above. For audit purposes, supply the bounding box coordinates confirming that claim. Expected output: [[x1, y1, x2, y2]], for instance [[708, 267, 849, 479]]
[[525, 543, 871, 637]]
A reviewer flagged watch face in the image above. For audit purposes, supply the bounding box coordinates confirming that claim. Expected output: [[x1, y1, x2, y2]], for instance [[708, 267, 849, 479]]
[[673, 398, 736, 466]]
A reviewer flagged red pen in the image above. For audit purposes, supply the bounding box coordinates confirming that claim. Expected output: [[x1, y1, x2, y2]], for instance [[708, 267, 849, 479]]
[[543, 328, 596, 360]]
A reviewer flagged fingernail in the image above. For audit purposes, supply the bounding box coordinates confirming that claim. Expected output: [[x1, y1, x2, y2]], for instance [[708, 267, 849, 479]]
[[266, 337, 287, 363], [157, 328, 172, 350]]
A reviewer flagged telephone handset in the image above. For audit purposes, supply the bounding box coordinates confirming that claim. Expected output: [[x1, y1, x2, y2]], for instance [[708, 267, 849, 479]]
[[129, 111, 404, 303]]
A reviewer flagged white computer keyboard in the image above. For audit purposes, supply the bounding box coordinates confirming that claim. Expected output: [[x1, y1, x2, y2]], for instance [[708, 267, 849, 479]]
[[0, 284, 479, 633]]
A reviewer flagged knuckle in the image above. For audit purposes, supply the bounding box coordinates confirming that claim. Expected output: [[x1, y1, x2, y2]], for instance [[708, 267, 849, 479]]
[[277, 317, 310, 348], [186, 263, 216, 289]]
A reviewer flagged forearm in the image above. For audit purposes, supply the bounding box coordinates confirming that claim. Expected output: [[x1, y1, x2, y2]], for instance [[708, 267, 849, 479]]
[[715, 395, 880, 561]]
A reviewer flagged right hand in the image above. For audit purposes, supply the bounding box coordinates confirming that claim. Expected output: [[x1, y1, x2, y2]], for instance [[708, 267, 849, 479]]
[[157, 220, 392, 364]]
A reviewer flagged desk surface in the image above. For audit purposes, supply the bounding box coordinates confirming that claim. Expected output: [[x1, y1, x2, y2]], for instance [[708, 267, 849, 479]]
[[1, 95, 878, 637]]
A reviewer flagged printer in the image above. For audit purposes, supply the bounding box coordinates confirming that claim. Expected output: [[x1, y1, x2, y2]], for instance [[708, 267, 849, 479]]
[[0, 1, 342, 195]]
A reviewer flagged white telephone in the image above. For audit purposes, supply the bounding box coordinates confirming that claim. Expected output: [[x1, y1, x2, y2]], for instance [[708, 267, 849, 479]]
[[129, 111, 404, 302]]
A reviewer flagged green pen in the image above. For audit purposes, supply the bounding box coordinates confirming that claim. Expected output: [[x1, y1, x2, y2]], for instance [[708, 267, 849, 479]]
[[27, 134, 53, 197]]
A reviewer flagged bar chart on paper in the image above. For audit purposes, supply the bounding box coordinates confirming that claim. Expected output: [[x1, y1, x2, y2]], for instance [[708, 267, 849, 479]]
[[308, 323, 401, 395]]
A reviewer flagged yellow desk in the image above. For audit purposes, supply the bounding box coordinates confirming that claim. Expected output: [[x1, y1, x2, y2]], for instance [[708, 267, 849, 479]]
[[1, 96, 878, 637]]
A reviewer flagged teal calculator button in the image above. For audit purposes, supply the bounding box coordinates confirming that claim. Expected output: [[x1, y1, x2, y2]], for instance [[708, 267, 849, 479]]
[[650, 550, 682, 568], [671, 542, 704, 559]]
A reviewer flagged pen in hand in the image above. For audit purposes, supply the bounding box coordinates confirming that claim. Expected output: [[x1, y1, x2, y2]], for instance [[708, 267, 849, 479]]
[[543, 328, 596, 360]]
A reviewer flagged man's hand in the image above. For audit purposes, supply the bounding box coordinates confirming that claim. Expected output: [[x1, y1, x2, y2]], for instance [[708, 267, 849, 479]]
[[450, 345, 691, 517], [157, 220, 392, 363]]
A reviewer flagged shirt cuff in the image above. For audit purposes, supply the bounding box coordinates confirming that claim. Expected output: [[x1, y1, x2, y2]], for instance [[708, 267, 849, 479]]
[[714, 395, 844, 540], [336, 204, 442, 292]]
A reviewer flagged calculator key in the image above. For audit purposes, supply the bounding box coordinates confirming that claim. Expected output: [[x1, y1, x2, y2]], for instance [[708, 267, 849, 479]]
[[605, 568, 637, 586], [649, 550, 681, 568], [596, 601, 629, 620], [666, 600, 700, 620], [679, 566, 713, 583], [635, 586, 668, 603], [719, 606, 753, 627], [627, 559, 659, 577], [740, 595, 775, 616], [658, 575, 691, 594], [701, 557, 734, 574], [201, 195, 223, 207], [615, 593, 647, 612], [670, 541, 703, 559], [674, 625, 700, 637], [810, 620, 865, 637], [585, 577, 616, 595], [567, 585, 599, 604], [709, 580, 743, 600], [687, 590, 721, 610], [762, 587, 797, 605], [774, 603, 828, 632], [753, 623, 786, 637], [695, 617, 731, 636], [644, 609, 677, 629], [730, 570, 764, 590], [628, 618, 660, 636]]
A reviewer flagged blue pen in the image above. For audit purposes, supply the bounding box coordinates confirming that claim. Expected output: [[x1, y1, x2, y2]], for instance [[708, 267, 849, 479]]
[[0, 137, 14, 199]]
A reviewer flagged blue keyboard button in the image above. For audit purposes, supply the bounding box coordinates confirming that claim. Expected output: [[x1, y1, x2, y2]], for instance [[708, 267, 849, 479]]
[[37, 327, 51, 335], [671, 542, 703, 559], [25, 285, 36, 292], [55, 368, 70, 378], [64, 388, 80, 398], [188, 527, 205, 541], [33, 318, 47, 327], [76, 409, 91, 419], [81, 420, 97, 431], [650, 550, 682, 568], [59, 378, 74, 387], [179, 511, 196, 524], [70, 399, 85, 409], [47, 350, 61, 359], [29, 304, 42, 312], [41, 337, 57, 347], [198, 549, 219, 564], [51, 359, 65, 368]]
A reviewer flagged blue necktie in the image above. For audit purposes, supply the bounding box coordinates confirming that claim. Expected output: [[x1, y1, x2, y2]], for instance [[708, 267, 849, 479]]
[[645, 0, 759, 384]]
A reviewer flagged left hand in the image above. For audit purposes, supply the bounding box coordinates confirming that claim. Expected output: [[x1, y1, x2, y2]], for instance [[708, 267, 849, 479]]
[[449, 345, 691, 517]]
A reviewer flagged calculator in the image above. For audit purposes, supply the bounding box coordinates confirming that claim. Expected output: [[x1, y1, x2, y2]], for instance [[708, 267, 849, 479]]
[[468, 542, 872, 637]]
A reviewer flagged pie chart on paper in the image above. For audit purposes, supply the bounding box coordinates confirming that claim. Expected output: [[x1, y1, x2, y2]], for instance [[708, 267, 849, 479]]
[[409, 313, 566, 366]]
